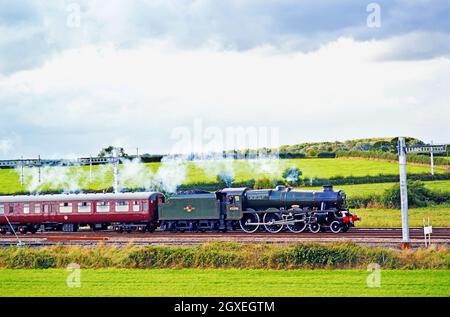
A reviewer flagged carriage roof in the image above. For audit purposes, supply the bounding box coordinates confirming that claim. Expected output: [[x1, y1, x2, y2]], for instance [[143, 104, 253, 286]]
[[0, 192, 162, 203]]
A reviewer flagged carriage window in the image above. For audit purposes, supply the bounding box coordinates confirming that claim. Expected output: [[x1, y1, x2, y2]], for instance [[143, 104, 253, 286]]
[[115, 201, 129, 212], [59, 202, 72, 213], [34, 204, 41, 213], [142, 201, 148, 212], [44, 205, 49, 213], [133, 201, 140, 212], [9, 205, 14, 214], [0, 204, 4, 214], [77, 202, 91, 213], [96, 201, 110, 213], [23, 204, 30, 214]]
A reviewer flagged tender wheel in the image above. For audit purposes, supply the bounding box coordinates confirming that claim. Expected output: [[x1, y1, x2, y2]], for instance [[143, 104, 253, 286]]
[[137, 226, 147, 233], [263, 212, 284, 233], [113, 226, 123, 233], [287, 212, 307, 233], [239, 212, 260, 234], [330, 221, 342, 234], [309, 223, 321, 233]]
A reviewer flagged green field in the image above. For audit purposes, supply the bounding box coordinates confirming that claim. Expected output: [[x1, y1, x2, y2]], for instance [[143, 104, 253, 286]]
[[0, 158, 447, 194], [357, 204, 450, 228], [184, 158, 446, 184], [307, 180, 450, 197], [0, 269, 448, 297]]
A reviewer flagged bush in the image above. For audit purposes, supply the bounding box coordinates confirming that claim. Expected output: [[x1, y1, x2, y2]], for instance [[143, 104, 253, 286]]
[[381, 180, 434, 208], [3, 248, 56, 269], [317, 152, 337, 158], [254, 177, 276, 189], [0, 243, 448, 270], [306, 149, 318, 157]]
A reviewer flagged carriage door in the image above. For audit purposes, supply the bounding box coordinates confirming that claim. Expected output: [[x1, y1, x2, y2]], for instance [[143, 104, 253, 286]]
[[43, 203, 56, 220]]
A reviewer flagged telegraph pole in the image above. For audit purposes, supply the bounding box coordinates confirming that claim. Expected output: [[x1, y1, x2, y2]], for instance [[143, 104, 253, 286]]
[[398, 139, 447, 248], [89, 155, 93, 182], [430, 141, 435, 176], [112, 148, 121, 193], [38, 155, 41, 183], [398, 137, 410, 247], [20, 156, 24, 186]]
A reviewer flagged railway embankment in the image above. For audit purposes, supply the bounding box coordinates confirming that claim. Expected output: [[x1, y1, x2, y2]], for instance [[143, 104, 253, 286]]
[[0, 241, 448, 270]]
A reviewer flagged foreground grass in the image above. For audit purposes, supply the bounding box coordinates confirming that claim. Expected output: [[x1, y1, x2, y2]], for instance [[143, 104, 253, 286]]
[[0, 269, 448, 297], [357, 204, 450, 228], [0, 158, 445, 194]]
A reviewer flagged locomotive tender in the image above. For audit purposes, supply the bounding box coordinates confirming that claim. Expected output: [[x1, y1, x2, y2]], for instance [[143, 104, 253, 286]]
[[0, 185, 359, 234]]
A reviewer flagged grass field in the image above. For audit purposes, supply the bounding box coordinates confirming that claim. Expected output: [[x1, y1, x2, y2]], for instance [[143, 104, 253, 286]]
[[0, 269, 448, 297], [357, 204, 450, 228], [307, 180, 450, 197], [185, 158, 446, 184], [0, 158, 447, 194]]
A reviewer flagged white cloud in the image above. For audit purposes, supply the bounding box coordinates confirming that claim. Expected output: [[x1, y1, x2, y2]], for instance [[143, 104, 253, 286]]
[[0, 139, 12, 156], [1, 36, 449, 157]]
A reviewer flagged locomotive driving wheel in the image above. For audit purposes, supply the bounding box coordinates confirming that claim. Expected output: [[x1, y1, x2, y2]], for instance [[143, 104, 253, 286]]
[[239, 209, 260, 234], [309, 223, 321, 233], [263, 210, 284, 233], [286, 211, 307, 233]]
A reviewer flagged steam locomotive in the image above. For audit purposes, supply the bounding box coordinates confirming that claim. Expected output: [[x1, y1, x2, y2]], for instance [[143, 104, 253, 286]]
[[0, 185, 359, 234]]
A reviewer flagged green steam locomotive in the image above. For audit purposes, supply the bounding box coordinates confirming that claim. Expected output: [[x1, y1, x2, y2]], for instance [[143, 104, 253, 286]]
[[159, 185, 359, 234]]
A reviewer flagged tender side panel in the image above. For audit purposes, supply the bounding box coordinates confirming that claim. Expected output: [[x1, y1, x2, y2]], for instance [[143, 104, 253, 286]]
[[159, 194, 220, 221]]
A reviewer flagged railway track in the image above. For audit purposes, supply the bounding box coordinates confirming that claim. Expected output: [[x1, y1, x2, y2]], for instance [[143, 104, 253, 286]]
[[0, 228, 448, 247]]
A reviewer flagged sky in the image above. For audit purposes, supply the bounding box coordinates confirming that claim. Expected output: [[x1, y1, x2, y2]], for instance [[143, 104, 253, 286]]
[[0, 0, 449, 158]]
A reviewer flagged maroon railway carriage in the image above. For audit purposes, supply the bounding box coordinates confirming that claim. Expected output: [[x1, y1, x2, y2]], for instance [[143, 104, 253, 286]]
[[0, 192, 164, 234]]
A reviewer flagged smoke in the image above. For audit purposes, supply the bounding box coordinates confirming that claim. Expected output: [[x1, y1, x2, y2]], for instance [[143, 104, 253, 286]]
[[16, 152, 287, 194], [116, 156, 188, 193], [217, 169, 235, 187], [19, 164, 87, 193], [246, 156, 282, 180], [283, 166, 301, 183], [155, 157, 188, 193], [192, 153, 235, 186]]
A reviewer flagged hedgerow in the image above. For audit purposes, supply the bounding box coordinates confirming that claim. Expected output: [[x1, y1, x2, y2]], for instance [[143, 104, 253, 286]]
[[0, 242, 448, 270]]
